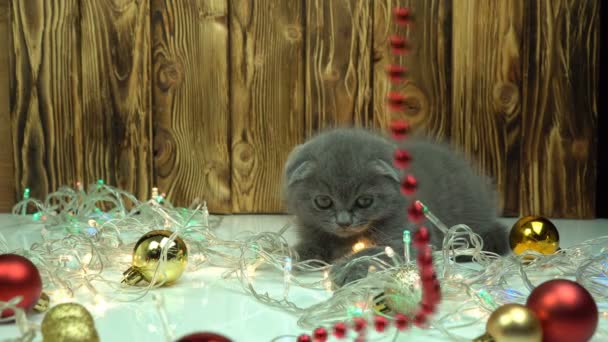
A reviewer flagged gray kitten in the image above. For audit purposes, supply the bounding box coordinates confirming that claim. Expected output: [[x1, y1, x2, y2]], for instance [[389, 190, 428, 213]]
[[282, 127, 509, 286]]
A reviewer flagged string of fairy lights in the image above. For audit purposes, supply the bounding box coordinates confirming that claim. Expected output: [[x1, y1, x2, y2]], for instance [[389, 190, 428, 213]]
[[0, 180, 606, 341]]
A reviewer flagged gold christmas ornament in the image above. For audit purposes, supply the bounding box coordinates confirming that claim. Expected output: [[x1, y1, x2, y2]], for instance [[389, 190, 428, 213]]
[[41, 303, 98, 342], [374, 265, 421, 314], [509, 216, 559, 255], [42, 317, 99, 342], [122, 230, 188, 286], [474, 303, 542, 342]]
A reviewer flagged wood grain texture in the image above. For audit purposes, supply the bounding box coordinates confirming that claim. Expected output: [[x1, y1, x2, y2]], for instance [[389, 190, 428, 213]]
[[230, 0, 304, 212], [372, 0, 452, 136], [8, 0, 81, 204], [304, 0, 373, 136], [451, 0, 524, 216], [0, 0, 14, 212], [519, 0, 599, 218], [80, 0, 151, 200], [151, 0, 231, 212]]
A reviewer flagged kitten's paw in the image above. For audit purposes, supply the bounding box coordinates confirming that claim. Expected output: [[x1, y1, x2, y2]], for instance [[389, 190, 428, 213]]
[[329, 261, 370, 288]]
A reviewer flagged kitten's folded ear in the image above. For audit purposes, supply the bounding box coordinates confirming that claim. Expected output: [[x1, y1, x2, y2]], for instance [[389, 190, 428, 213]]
[[370, 159, 400, 183], [284, 145, 316, 187]]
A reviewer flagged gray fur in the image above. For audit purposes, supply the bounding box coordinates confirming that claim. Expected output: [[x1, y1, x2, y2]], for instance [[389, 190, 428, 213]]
[[282, 127, 510, 286]]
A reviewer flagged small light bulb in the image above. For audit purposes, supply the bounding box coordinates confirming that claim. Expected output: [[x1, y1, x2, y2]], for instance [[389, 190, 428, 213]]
[[385, 246, 395, 257], [246, 265, 257, 277], [352, 241, 366, 253]]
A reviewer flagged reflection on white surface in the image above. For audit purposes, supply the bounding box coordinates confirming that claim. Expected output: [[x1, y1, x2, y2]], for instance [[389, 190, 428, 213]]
[[0, 214, 607, 341]]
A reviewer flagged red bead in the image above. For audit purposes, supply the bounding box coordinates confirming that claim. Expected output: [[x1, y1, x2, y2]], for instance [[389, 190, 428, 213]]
[[393, 7, 412, 25], [394, 314, 409, 331], [387, 92, 407, 111], [386, 64, 407, 83], [333, 322, 347, 339], [374, 316, 388, 332], [389, 35, 410, 55], [297, 334, 312, 342], [417, 247, 432, 266], [420, 267, 436, 281], [353, 317, 367, 333], [393, 149, 412, 169], [313, 327, 328, 342], [400, 174, 418, 195], [389, 119, 411, 139], [408, 202, 425, 223], [421, 303, 435, 315], [414, 311, 427, 327], [176, 332, 232, 342], [413, 226, 430, 246]]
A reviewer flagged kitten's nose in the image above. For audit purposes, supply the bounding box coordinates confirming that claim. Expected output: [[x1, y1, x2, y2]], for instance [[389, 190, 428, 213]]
[[336, 212, 352, 227]]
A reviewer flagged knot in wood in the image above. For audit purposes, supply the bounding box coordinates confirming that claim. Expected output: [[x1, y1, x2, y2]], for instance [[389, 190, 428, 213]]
[[284, 25, 302, 42], [571, 139, 590, 161], [157, 61, 182, 91], [492, 82, 519, 114]]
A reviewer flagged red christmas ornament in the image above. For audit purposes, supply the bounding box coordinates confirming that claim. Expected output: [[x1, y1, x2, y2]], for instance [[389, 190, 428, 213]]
[[400, 174, 418, 195], [313, 327, 328, 342], [393, 149, 412, 169], [408, 201, 425, 223], [0, 254, 42, 318], [387, 92, 407, 111], [296, 334, 312, 342], [332, 322, 346, 339], [176, 332, 232, 342], [394, 314, 409, 331], [526, 279, 599, 342]]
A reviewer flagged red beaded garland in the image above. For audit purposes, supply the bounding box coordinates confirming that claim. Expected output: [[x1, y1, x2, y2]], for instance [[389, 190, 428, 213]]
[[300, 7, 442, 341], [400, 174, 418, 195], [332, 322, 347, 339], [313, 327, 328, 342], [374, 316, 388, 332]]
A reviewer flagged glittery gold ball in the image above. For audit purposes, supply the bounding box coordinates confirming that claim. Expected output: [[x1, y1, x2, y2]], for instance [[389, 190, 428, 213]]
[[42, 317, 99, 342], [486, 304, 542, 342], [41, 303, 95, 335], [509, 216, 559, 255], [374, 265, 421, 314], [122, 230, 188, 286]]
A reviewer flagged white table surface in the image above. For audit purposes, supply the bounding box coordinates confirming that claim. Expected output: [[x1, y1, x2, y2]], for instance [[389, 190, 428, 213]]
[[1, 214, 607, 342]]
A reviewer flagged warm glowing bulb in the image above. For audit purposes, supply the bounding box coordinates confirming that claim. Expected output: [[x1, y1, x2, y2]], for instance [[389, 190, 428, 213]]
[[246, 265, 257, 277], [352, 241, 366, 253]]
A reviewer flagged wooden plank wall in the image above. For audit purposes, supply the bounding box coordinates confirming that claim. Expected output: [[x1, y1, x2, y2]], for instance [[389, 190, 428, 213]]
[[0, 0, 600, 218]]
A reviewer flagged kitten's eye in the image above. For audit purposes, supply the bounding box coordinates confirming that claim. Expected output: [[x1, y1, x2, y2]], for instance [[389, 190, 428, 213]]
[[314, 195, 333, 209], [356, 196, 373, 208]]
